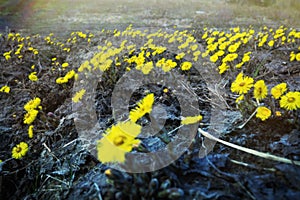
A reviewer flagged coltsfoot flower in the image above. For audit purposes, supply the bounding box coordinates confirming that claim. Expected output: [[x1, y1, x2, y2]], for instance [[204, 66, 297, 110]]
[[12, 142, 29, 159]]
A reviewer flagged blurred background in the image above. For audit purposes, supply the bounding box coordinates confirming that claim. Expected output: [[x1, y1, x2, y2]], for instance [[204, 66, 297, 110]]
[[0, 0, 300, 33]]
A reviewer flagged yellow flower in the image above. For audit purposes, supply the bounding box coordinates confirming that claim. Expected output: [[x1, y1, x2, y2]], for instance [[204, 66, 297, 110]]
[[210, 54, 218, 63], [62, 62, 69, 68], [222, 53, 238, 62], [253, 80, 268, 101], [28, 125, 34, 138], [218, 62, 229, 74], [275, 111, 282, 117], [97, 121, 141, 163], [193, 50, 201, 57], [12, 142, 29, 159], [227, 44, 238, 53], [235, 62, 244, 68], [0, 85, 10, 93], [99, 59, 113, 71], [280, 91, 300, 110], [256, 106, 271, 121], [78, 61, 92, 72], [56, 77, 69, 84], [28, 72, 38, 81], [140, 61, 154, 75], [216, 50, 225, 56], [231, 72, 254, 94], [129, 93, 155, 123], [161, 59, 177, 72], [24, 109, 39, 124], [242, 52, 251, 62], [290, 51, 296, 62], [190, 44, 198, 51], [72, 89, 86, 103], [268, 40, 274, 47], [175, 52, 185, 60], [181, 115, 202, 125], [180, 61, 192, 71], [156, 58, 166, 68], [3, 51, 12, 60], [65, 70, 76, 79], [24, 97, 41, 111], [296, 53, 300, 61], [271, 83, 287, 99], [235, 94, 244, 103]]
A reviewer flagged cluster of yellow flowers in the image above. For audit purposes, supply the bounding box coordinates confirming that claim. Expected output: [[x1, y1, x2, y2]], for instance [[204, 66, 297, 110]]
[[200, 27, 255, 74], [3, 25, 299, 163], [201, 26, 300, 75], [97, 92, 203, 163], [56, 70, 77, 84], [2, 33, 40, 61], [290, 50, 300, 62], [97, 93, 154, 163], [11, 97, 42, 159], [231, 72, 300, 121], [23, 97, 42, 125], [257, 26, 300, 48]]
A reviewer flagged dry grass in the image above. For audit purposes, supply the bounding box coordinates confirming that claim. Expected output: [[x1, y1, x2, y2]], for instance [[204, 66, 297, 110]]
[[2, 0, 300, 34]]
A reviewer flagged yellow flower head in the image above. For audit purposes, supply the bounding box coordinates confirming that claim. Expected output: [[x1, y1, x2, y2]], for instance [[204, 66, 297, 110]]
[[296, 53, 300, 61], [28, 125, 34, 138], [28, 72, 38, 81], [235, 94, 244, 103], [242, 52, 251, 63], [256, 106, 271, 121], [12, 142, 29, 159], [72, 89, 86, 103], [268, 40, 275, 47], [181, 115, 203, 125], [231, 72, 254, 95], [156, 58, 166, 68], [290, 51, 296, 62], [62, 62, 69, 68], [175, 52, 185, 60], [210, 54, 219, 63], [140, 61, 154, 75], [24, 109, 39, 124], [227, 44, 238, 53], [0, 85, 10, 93], [275, 111, 282, 117], [97, 121, 141, 163], [181, 61, 192, 71], [222, 53, 238, 63], [56, 77, 68, 84], [129, 93, 155, 123], [253, 80, 268, 101], [271, 83, 287, 99], [65, 70, 76, 79], [24, 97, 41, 111], [280, 91, 300, 110], [162, 59, 177, 72], [218, 62, 230, 74]]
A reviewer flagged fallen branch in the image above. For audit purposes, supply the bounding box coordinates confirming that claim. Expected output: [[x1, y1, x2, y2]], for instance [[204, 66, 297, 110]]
[[198, 128, 300, 166]]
